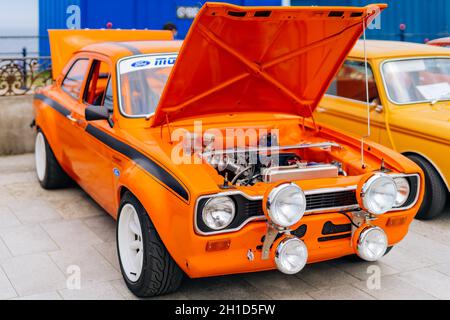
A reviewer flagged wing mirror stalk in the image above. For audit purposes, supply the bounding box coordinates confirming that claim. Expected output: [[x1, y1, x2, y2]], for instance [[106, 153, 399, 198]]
[[369, 100, 383, 113], [85, 105, 114, 128]]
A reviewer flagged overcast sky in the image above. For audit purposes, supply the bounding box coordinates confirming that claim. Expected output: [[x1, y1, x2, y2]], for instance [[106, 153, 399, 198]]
[[0, 0, 38, 35]]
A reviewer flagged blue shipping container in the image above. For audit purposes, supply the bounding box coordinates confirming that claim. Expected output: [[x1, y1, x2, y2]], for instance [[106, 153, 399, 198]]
[[39, 0, 450, 56], [292, 0, 450, 43], [38, 0, 281, 55]]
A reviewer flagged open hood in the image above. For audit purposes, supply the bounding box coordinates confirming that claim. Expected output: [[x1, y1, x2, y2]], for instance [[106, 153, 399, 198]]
[[152, 2, 386, 126], [48, 29, 173, 79]]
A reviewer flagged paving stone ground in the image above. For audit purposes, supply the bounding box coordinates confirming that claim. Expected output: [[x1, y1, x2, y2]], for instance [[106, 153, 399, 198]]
[[0, 153, 449, 300]]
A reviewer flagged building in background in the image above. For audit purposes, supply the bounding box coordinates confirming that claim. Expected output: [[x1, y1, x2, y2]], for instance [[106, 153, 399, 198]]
[[35, 0, 450, 56]]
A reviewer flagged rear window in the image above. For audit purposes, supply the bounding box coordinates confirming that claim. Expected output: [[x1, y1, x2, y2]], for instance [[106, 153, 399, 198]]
[[118, 54, 177, 117]]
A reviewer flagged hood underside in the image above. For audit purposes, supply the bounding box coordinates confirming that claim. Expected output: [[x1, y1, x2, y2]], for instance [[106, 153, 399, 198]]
[[152, 2, 386, 126]]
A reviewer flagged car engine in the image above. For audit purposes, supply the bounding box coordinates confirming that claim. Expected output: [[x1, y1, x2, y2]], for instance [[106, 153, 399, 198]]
[[200, 133, 346, 186]]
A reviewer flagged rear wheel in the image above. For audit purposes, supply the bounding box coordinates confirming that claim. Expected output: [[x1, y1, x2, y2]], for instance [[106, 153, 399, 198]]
[[35, 130, 71, 189], [117, 192, 183, 297], [407, 154, 447, 220]]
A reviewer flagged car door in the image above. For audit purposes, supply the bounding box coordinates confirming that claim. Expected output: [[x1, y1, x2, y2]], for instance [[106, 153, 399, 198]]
[[66, 57, 117, 214], [316, 59, 383, 142], [57, 57, 92, 178]]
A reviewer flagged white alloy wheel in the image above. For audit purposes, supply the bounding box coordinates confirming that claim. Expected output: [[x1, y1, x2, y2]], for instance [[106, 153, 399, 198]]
[[118, 203, 144, 282], [35, 132, 46, 182]]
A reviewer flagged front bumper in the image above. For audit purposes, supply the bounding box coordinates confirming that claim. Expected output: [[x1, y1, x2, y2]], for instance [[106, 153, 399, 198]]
[[184, 209, 415, 278]]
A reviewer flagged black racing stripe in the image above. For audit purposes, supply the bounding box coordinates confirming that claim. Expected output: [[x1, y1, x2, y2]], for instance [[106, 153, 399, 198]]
[[112, 42, 142, 55], [35, 93, 189, 201], [85, 124, 189, 202], [34, 93, 71, 117]]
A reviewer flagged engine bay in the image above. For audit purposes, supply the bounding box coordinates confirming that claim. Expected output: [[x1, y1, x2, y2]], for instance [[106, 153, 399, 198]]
[[198, 133, 347, 186]]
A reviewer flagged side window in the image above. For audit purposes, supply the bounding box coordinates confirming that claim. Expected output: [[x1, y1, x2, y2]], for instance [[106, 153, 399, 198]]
[[61, 59, 90, 100], [327, 60, 379, 103], [84, 60, 111, 107]]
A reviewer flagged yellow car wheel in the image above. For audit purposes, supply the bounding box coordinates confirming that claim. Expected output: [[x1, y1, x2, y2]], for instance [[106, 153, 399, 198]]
[[407, 155, 447, 220]]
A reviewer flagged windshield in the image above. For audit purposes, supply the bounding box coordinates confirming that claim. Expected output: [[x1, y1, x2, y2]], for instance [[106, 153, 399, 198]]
[[118, 54, 177, 116], [382, 58, 450, 104]]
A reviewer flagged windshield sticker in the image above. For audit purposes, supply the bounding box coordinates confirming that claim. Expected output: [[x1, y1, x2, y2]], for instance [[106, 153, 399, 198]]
[[120, 54, 177, 74], [416, 82, 450, 100]]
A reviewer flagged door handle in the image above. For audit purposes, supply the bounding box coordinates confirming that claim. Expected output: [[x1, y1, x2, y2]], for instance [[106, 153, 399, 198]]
[[66, 115, 77, 122], [317, 107, 327, 113]]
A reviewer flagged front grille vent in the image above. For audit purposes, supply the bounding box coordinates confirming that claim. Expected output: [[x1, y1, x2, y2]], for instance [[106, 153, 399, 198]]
[[305, 190, 358, 212]]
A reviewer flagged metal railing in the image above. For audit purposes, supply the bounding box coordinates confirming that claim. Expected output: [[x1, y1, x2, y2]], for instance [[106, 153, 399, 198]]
[[0, 57, 52, 96]]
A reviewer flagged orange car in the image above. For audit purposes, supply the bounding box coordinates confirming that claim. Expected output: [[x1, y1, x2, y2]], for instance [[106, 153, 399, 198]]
[[33, 3, 423, 297]]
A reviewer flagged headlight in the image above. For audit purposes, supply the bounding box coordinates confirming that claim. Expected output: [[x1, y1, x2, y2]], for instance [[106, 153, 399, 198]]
[[267, 183, 306, 228], [275, 237, 308, 274], [356, 226, 388, 261], [394, 177, 410, 207], [361, 173, 397, 215], [202, 196, 235, 230]]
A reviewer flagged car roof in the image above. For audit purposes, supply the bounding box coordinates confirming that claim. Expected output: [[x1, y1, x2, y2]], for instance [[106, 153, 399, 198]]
[[349, 40, 450, 59], [78, 40, 183, 61]]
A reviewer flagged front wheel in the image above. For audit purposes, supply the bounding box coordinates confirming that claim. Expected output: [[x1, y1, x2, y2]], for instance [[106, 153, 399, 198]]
[[117, 192, 183, 297]]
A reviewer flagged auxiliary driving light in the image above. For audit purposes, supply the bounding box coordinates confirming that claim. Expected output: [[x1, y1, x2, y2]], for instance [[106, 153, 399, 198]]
[[359, 173, 397, 215], [356, 226, 388, 262], [266, 183, 306, 228], [275, 237, 308, 274]]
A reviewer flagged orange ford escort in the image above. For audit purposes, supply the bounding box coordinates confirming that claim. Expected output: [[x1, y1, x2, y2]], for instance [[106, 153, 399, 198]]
[[33, 3, 423, 297]]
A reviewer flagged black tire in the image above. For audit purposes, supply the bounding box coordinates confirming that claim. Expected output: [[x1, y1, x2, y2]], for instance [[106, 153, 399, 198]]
[[345, 246, 393, 262], [35, 129, 72, 189], [407, 154, 447, 220], [117, 192, 183, 297]]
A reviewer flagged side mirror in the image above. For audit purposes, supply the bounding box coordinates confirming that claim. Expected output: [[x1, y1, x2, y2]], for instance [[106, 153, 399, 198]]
[[85, 105, 114, 127], [369, 99, 383, 113]]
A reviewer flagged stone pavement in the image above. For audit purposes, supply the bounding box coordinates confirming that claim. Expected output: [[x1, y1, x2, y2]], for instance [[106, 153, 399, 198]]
[[1, 153, 449, 300]]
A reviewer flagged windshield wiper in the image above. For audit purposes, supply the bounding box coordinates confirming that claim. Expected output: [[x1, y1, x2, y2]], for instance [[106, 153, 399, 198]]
[[430, 90, 450, 105]]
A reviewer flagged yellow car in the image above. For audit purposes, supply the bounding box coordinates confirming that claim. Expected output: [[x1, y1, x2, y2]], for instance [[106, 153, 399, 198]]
[[316, 40, 450, 220]]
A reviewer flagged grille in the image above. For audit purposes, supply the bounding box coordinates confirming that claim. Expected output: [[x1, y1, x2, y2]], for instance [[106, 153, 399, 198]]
[[243, 201, 264, 217], [245, 189, 358, 217], [305, 190, 357, 211]]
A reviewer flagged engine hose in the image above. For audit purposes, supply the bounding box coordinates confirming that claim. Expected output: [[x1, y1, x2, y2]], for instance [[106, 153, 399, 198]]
[[231, 166, 253, 185]]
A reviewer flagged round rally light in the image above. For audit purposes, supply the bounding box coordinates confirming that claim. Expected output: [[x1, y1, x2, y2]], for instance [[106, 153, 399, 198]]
[[275, 237, 308, 274], [357, 226, 388, 262], [394, 177, 410, 207], [202, 196, 236, 230], [266, 183, 306, 228], [361, 174, 397, 215]]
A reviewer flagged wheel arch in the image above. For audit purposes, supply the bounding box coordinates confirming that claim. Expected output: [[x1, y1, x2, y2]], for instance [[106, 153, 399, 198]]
[[115, 176, 189, 273], [402, 151, 449, 192]]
